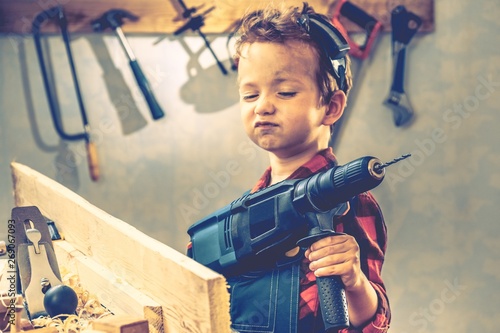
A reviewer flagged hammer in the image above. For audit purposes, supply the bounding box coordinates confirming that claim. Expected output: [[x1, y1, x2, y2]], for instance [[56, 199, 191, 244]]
[[91, 9, 165, 120]]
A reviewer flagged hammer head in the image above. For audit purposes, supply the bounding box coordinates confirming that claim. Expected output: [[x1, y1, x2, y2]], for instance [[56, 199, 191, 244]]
[[91, 9, 139, 32]]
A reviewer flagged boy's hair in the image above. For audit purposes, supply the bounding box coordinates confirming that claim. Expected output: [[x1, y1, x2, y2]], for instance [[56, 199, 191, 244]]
[[233, 2, 353, 105]]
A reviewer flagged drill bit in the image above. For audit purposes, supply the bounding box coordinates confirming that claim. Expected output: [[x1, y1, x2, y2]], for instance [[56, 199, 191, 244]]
[[374, 154, 411, 171]]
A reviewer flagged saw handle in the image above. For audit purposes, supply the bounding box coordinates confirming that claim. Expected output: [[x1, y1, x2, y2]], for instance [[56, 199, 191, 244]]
[[331, 0, 383, 59], [86, 141, 100, 181], [339, 1, 378, 31], [130, 60, 165, 120]]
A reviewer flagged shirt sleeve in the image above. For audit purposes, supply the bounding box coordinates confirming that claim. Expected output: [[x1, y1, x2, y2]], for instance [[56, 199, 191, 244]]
[[337, 192, 391, 333]]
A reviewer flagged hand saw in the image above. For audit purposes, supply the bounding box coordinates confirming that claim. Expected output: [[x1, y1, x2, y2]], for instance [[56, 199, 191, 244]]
[[32, 6, 100, 181]]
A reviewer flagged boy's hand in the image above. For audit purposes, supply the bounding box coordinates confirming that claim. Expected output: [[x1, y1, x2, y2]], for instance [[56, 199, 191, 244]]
[[304, 234, 364, 290]]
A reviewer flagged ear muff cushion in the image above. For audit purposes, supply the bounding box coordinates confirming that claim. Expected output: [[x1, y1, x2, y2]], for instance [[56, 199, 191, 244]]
[[297, 13, 350, 92], [298, 14, 350, 60]]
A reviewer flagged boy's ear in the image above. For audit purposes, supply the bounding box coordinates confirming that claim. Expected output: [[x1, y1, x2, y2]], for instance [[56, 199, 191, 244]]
[[322, 90, 346, 126]]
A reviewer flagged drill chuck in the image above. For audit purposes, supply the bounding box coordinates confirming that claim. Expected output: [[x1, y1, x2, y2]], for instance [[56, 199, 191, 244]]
[[368, 158, 386, 179], [293, 156, 385, 213]]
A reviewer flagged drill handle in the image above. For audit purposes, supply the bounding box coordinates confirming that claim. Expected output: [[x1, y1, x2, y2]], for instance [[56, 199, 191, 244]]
[[297, 210, 351, 331], [317, 275, 350, 329], [299, 230, 350, 331]]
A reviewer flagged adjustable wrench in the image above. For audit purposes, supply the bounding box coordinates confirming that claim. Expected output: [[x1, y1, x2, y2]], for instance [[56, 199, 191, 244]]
[[383, 5, 422, 127]]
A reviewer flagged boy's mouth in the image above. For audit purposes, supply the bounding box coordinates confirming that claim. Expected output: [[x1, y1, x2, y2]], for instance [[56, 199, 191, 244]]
[[255, 121, 279, 128]]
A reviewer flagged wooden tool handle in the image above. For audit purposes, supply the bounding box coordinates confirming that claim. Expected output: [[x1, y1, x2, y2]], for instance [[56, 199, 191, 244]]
[[86, 141, 100, 181]]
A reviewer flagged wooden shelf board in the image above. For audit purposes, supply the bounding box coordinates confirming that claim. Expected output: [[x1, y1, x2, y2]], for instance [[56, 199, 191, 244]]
[[0, 0, 433, 35]]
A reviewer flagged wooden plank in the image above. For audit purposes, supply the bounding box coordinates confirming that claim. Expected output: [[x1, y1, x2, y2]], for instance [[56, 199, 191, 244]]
[[0, 0, 433, 35], [10, 162, 231, 333], [53, 240, 163, 333], [92, 316, 149, 333]]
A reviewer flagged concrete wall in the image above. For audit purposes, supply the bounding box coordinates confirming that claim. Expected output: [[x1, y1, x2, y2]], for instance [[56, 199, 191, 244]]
[[1, 0, 499, 331]]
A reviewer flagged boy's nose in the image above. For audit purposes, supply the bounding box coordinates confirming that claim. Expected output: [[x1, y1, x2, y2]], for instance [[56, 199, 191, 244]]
[[254, 96, 275, 115]]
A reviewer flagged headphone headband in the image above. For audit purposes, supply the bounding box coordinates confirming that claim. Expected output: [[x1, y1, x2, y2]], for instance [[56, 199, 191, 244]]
[[297, 13, 350, 92]]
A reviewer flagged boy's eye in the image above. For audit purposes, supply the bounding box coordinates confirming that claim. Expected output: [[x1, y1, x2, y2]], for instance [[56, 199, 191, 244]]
[[241, 94, 258, 101], [278, 92, 297, 98]]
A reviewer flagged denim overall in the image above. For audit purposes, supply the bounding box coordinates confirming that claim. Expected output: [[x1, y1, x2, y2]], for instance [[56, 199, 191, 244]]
[[227, 253, 303, 333], [226, 191, 352, 333]]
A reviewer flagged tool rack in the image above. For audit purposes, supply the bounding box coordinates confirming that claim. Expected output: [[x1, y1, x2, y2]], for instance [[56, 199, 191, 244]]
[[0, 0, 434, 35]]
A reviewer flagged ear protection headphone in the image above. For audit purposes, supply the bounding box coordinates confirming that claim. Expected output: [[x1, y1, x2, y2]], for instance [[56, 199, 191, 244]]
[[227, 11, 350, 92], [297, 13, 350, 92]]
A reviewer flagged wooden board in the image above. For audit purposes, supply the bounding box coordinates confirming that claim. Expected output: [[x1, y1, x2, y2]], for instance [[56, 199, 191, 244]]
[[10, 162, 231, 333], [92, 316, 149, 333], [0, 0, 433, 35], [54, 240, 164, 333]]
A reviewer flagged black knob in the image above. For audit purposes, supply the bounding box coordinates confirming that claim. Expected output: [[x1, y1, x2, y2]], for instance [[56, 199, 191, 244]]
[[43, 285, 78, 317]]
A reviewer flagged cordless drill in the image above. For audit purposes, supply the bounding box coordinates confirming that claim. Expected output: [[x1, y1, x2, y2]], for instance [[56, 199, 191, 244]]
[[187, 154, 409, 330]]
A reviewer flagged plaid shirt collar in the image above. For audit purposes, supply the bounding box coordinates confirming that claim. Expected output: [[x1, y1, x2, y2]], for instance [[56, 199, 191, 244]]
[[251, 148, 338, 192]]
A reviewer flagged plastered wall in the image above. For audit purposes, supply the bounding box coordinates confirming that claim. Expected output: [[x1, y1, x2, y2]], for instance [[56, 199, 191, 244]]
[[1, 0, 499, 332]]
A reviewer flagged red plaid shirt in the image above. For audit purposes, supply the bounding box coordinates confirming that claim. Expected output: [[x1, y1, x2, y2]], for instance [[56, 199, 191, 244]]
[[251, 148, 391, 333]]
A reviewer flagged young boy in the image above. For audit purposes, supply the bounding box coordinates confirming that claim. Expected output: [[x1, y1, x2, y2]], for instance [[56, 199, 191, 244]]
[[227, 3, 390, 332]]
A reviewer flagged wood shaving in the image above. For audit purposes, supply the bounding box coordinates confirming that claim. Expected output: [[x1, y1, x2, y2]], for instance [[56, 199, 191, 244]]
[[31, 268, 113, 333]]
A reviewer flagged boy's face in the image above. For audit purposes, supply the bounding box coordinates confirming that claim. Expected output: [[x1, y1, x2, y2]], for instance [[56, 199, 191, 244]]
[[238, 40, 335, 159]]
